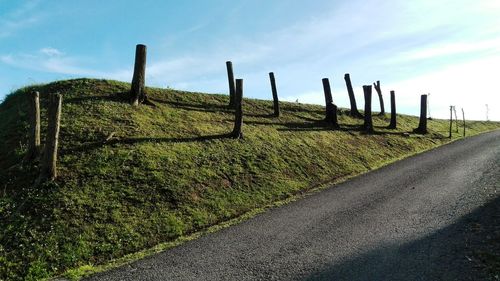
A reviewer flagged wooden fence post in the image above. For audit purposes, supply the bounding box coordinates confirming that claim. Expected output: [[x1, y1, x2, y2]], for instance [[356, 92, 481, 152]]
[[344, 73, 362, 118], [388, 90, 397, 129], [322, 78, 339, 129], [130, 44, 147, 106], [37, 93, 62, 184], [448, 106, 453, 138], [269, 72, 280, 117], [462, 108, 466, 137], [226, 61, 236, 108], [363, 85, 374, 133], [453, 106, 459, 133], [231, 79, 243, 139], [373, 80, 385, 116], [24, 91, 41, 161], [413, 95, 428, 134]]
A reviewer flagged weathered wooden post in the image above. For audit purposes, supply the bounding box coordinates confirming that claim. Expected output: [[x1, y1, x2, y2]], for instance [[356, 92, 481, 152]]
[[322, 78, 339, 129], [462, 108, 466, 137], [24, 91, 41, 161], [344, 73, 362, 118], [37, 93, 62, 184], [373, 80, 385, 116], [130, 44, 147, 106], [231, 79, 243, 139], [448, 106, 453, 138], [413, 95, 428, 134], [226, 61, 236, 108], [322, 78, 333, 116], [453, 106, 459, 133], [363, 85, 374, 133], [388, 90, 397, 129], [269, 72, 280, 117]]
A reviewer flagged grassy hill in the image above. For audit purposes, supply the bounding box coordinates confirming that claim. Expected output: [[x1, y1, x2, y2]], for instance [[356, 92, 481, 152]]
[[0, 78, 498, 280]]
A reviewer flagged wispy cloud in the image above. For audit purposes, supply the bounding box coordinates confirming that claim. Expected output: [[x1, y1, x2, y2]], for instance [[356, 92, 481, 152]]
[[386, 38, 500, 64], [1, 0, 499, 120], [390, 55, 500, 121], [39, 47, 64, 57], [283, 51, 500, 121], [137, 0, 500, 119], [185, 22, 209, 34], [0, 48, 130, 81], [0, 0, 44, 38], [147, 0, 500, 84], [6, 0, 42, 18], [0, 16, 41, 39]]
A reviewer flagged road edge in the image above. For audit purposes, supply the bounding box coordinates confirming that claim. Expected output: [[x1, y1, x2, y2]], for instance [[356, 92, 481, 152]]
[[53, 128, 500, 281]]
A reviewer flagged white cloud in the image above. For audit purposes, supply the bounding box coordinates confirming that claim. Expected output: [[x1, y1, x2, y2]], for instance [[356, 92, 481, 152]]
[[139, 0, 500, 96], [2, 0, 500, 122], [282, 51, 500, 122], [6, 0, 42, 18], [388, 38, 500, 63], [40, 47, 64, 57], [0, 54, 15, 64], [0, 50, 130, 81], [0, 0, 43, 39], [390, 54, 500, 121], [184, 22, 209, 34], [0, 16, 40, 38]]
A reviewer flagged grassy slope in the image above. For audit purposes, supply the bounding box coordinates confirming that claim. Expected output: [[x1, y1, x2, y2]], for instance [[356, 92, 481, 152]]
[[0, 78, 498, 280]]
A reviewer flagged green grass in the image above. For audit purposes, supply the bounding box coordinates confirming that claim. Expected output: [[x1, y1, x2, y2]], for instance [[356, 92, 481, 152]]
[[0, 78, 498, 281]]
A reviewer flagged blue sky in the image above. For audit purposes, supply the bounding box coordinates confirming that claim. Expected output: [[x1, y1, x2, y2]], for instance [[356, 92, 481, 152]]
[[1, 0, 499, 120]]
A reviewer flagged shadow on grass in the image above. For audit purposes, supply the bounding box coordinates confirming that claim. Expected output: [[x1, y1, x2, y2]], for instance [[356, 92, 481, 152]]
[[300, 195, 500, 281], [65, 94, 124, 104], [280, 105, 324, 114], [288, 112, 322, 122], [241, 119, 334, 131], [237, 119, 412, 136], [155, 100, 278, 118], [246, 112, 276, 118], [150, 98, 233, 114], [275, 122, 411, 136], [429, 133, 449, 140], [280, 120, 335, 131], [63, 133, 233, 154]]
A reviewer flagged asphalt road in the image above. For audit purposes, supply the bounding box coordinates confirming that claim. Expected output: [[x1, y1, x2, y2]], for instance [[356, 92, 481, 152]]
[[86, 130, 500, 281]]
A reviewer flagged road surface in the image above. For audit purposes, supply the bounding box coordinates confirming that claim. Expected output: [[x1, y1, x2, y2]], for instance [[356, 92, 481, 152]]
[[86, 130, 500, 280]]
